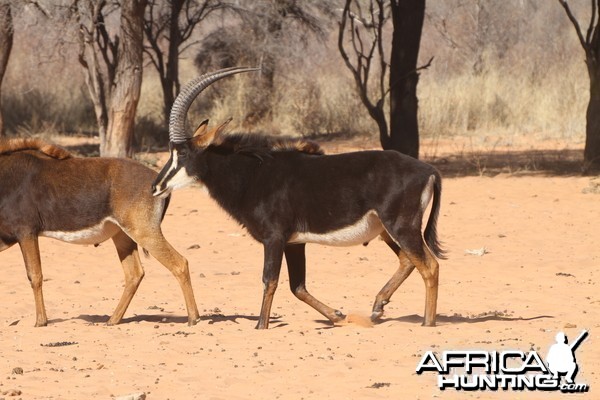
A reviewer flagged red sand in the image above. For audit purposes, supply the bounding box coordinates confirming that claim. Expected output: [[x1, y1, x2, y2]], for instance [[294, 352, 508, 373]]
[[1, 138, 598, 399]]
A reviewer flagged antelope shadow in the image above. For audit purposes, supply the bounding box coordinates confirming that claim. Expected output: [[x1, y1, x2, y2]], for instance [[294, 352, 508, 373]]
[[73, 312, 286, 327], [378, 313, 554, 325], [311, 312, 554, 328]]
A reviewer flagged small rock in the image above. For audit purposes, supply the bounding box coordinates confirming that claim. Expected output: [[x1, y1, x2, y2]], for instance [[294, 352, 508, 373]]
[[11, 368, 23, 375], [556, 272, 575, 278], [582, 179, 600, 194], [368, 382, 390, 389], [115, 393, 146, 400], [564, 323, 577, 329], [465, 247, 489, 256]]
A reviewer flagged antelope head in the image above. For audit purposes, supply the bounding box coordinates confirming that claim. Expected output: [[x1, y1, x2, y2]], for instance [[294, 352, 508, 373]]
[[152, 67, 259, 198]]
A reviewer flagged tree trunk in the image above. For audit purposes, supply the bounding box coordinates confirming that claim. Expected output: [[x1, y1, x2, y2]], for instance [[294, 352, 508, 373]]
[[103, 0, 147, 157], [369, 100, 389, 150], [388, 0, 425, 159], [80, 44, 109, 149], [585, 62, 600, 171], [0, 3, 13, 137], [160, 0, 183, 125]]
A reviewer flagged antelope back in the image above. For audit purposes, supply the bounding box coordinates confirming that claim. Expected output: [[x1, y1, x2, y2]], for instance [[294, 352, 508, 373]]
[[0, 149, 164, 238]]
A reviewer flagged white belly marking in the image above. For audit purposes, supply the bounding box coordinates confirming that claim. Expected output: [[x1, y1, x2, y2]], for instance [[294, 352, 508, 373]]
[[41, 218, 121, 245], [289, 210, 384, 246]]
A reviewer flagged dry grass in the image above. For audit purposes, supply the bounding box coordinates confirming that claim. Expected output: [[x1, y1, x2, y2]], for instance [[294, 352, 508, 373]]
[[419, 62, 588, 141], [0, 1, 591, 155]]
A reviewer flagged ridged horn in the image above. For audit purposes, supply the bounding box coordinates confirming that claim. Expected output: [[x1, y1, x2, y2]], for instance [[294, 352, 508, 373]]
[[169, 67, 260, 144]]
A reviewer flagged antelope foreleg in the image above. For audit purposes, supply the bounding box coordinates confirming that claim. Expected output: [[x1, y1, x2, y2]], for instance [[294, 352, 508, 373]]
[[256, 240, 285, 329], [128, 228, 200, 326]]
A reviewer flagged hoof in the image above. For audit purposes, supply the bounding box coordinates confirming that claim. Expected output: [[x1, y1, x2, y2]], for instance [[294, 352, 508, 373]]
[[331, 310, 346, 323], [188, 318, 199, 327], [255, 320, 269, 330], [422, 321, 436, 327], [370, 310, 383, 322]]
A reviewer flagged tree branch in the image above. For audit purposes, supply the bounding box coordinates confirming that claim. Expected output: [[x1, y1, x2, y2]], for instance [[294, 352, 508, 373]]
[[558, 0, 589, 51], [586, 0, 596, 43], [384, 56, 434, 98], [338, 0, 387, 123]]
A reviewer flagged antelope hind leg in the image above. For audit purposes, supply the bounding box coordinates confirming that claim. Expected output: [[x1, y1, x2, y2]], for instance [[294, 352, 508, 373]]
[[371, 251, 415, 321], [285, 244, 345, 324], [18, 236, 48, 327], [404, 246, 439, 327], [108, 231, 145, 325]]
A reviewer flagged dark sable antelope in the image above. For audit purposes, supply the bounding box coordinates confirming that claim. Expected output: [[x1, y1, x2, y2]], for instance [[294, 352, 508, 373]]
[[0, 138, 200, 326], [153, 67, 445, 329]]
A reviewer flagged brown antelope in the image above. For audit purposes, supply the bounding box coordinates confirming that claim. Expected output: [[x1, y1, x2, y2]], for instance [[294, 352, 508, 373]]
[[152, 67, 446, 329], [0, 138, 199, 327]]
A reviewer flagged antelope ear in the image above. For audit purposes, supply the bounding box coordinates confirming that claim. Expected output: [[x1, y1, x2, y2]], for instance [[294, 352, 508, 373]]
[[212, 118, 233, 140], [192, 119, 210, 138], [192, 118, 233, 147], [191, 119, 215, 147]]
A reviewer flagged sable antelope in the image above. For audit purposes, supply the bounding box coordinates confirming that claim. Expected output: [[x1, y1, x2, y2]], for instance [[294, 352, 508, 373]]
[[153, 67, 445, 329], [0, 138, 200, 326]]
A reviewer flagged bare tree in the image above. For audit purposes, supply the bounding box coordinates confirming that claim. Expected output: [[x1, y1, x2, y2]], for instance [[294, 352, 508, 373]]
[[0, 1, 13, 137], [73, 0, 147, 158], [558, 0, 600, 171], [339, 0, 430, 158], [389, 0, 428, 157], [143, 0, 223, 126], [426, 0, 534, 76], [338, 0, 388, 147], [194, 0, 332, 130]]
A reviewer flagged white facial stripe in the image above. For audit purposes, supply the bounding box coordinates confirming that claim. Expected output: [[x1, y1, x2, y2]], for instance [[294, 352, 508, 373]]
[[289, 210, 384, 246], [158, 150, 180, 187], [165, 166, 201, 191], [154, 150, 188, 197]]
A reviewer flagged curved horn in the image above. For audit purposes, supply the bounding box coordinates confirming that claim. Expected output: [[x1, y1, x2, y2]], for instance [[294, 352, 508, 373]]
[[169, 67, 261, 144]]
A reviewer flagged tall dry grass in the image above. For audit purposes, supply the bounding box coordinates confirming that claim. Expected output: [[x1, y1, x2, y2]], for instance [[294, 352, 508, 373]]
[[1, 1, 591, 152], [418, 62, 588, 141]]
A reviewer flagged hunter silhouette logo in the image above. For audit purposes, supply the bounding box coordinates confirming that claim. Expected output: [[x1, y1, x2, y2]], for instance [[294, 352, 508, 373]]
[[546, 330, 588, 385], [416, 330, 589, 392]]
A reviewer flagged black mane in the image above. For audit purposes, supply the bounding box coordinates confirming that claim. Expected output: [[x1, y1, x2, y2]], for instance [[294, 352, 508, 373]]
[[211, 133, 324, 160]]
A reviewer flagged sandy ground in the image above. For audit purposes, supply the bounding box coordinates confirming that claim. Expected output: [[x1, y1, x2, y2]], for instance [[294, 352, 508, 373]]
[[1, 137, 599, 399]]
